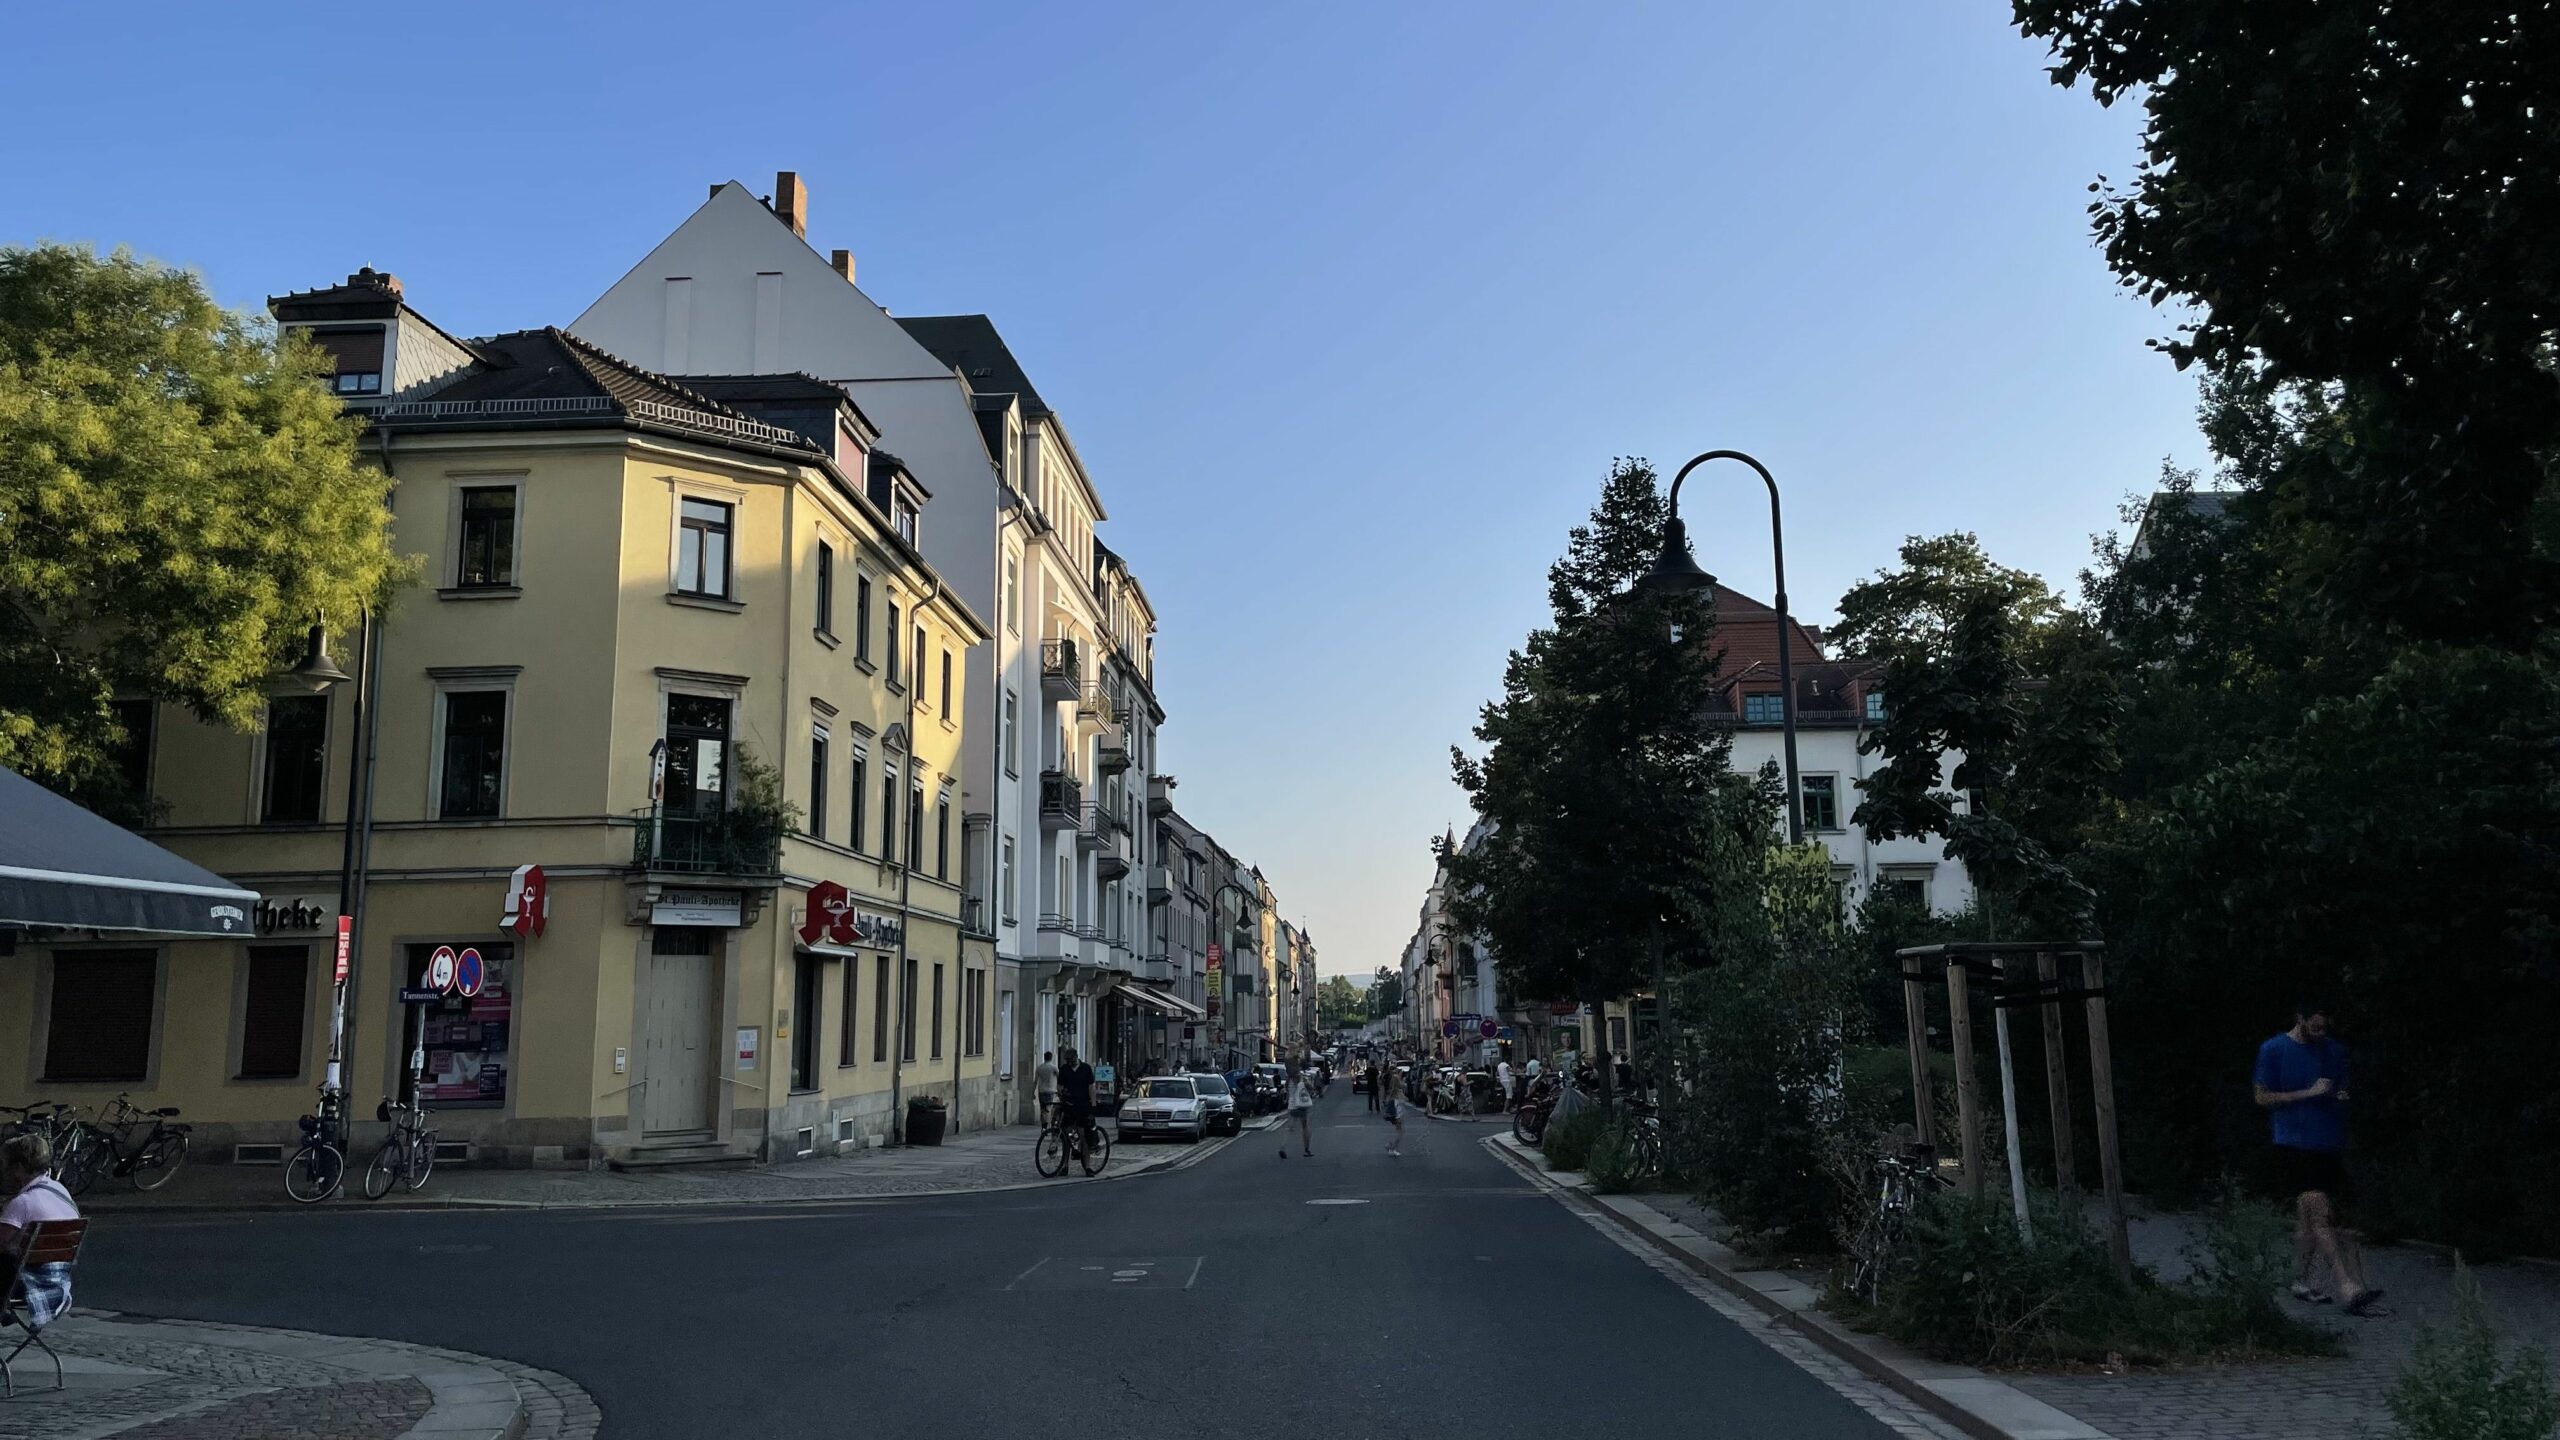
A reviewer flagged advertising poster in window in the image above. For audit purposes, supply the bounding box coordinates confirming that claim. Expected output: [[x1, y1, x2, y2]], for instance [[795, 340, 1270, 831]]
[[404, 942, 514, 1107]]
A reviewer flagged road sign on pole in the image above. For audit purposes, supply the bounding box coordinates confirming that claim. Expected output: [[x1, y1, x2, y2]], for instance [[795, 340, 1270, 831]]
[[426, 945, 457, 993], [455, 946, 486, 999]]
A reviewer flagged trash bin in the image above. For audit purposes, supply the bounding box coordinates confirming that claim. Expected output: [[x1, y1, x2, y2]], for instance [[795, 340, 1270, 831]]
[[904, 1097, 947, 1146]]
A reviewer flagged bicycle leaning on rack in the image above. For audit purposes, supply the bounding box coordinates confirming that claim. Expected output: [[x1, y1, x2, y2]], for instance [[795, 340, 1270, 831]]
[[285, 1085, 348, 1204], [1033, 1109, 1112, 1178], [364, 1091, 437, 1199], [66, 1094, 189, 1196]]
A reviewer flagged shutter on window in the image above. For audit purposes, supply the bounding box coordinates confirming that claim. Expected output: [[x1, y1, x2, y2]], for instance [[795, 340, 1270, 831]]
[[44, 950, 156, 1080], [239, 946, 311, 1079]]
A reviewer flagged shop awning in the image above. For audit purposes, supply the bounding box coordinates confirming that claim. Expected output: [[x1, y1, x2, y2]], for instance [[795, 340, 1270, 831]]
[[1113, 979, 1207, 1022], [0, 767, 261, 937]]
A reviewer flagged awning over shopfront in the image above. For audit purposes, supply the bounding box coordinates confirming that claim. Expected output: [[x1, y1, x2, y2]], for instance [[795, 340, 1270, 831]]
[[0, 767, 261, 937], [1112, 979, 1207, 1022]]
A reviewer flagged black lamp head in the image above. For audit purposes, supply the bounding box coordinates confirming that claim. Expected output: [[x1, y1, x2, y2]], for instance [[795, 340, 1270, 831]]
[[289, 623, 352, 690], [1642, 516, 1717, 595]]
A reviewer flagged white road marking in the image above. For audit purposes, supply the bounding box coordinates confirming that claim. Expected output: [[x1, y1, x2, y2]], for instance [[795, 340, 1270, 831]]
[[1305, 1198, 1369, 1206]]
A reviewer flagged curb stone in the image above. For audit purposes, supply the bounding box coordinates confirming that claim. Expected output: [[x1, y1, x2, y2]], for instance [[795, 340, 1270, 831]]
[[63, 1310, 599, 1440], [1482, 1133, 2117, 1440]]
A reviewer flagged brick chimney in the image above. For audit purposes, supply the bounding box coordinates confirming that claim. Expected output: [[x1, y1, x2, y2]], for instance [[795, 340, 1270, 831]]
[[829, 249, 855, 284], [772, 171, 808, 238]]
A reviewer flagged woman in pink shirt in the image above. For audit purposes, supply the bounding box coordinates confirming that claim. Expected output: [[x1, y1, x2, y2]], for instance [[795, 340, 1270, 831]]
[[0, 1133, 79, 1327]]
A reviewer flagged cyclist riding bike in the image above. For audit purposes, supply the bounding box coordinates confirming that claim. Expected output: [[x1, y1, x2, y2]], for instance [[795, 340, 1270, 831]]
[[1054, 1047, 1098, 1153]]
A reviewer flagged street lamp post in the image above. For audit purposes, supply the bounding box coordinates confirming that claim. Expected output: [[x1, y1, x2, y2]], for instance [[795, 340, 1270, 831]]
[[290, 613, 382, 1103], [1645, 449, 1803, 845]]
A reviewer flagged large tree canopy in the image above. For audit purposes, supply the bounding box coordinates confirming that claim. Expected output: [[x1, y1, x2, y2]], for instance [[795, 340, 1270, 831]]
[[2013, 0, 2560, 643], [0, 244, 404, 814], [1445, 460, 1767, 1012]]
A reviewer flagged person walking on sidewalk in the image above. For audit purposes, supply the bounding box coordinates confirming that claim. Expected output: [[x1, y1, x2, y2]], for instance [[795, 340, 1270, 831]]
[[1495, 1055, 1515, 1112], [1366, 1059, 1382, 1112], [1380, 1065, 1404, 1156], [1035, 1051, 1059, 1128], [2253, 1000, 2384, 1315]]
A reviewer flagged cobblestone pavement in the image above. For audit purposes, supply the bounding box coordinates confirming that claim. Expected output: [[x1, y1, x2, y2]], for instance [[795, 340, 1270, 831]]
[[0, 1313, 597, 1440], [2006, 1203, 2560, 1440], [83, 1121, 1220, 1213], [1636, 1180, 2560, 1440]]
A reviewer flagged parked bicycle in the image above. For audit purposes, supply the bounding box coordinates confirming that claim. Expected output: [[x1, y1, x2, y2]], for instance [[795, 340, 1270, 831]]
[[66, 1094, 189, 1195], [285, 1085, 348, 1204], [1, 1104, 88, 1188], [1033, 1110, 1112, 1178], [1844, 1131, 1950, 1304], [363, 1092, 437, 1199]]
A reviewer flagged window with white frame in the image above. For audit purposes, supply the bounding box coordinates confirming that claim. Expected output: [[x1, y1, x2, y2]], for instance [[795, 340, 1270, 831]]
[[675, 498, 733, 597], [1743, 692, 1785, 724], [1001, 835, 1017, 922], [437, 690, 509, 819], [855, 573, 874, 663], [454, 483, 519, 589], [1004, 553, 1020, 635], [1879, 867, 1933, 911], [1002, 690, 1019, 776], [808, 722, 830, 841], [1864, 688, 1886, 722], [815, 541, 836, 637]]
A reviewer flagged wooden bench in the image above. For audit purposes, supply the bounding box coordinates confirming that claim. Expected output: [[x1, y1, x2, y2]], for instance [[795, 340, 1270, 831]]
[[2, 1218, 87, 1398]]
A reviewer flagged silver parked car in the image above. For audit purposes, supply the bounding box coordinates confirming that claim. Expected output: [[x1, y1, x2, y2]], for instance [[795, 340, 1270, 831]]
[[1116, 1076, 1208, 1143], [1184, 1072, 1239, 1136]]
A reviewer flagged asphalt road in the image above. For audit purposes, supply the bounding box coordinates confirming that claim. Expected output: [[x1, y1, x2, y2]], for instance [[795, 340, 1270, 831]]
[[80, 1090, 1932, 1438]]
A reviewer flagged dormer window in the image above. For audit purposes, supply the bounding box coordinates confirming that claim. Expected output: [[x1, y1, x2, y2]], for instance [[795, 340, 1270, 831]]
[[302, 326, 386, 396], [893, 491, 920, 547]]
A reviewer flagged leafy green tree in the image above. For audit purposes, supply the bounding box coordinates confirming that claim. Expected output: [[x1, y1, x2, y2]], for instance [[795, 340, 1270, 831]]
[[2012, 0, 2560, 644], [1445, 460, 1764, 1038], [1316, 974, 1364, 1030], [0, 244, 404, 815], [1367, 967, 1404, 1021]]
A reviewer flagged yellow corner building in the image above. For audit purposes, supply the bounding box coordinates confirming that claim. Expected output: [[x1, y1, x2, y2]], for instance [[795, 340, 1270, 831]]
[[0, 271, 997, 1167]]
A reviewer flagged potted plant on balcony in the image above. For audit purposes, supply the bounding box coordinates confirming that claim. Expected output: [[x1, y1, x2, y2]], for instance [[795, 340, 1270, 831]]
[[904, 1093, 948, 1147]]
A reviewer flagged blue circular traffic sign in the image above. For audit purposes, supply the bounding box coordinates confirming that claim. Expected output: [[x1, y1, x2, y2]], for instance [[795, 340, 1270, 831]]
[[455, 947, 486, 999]]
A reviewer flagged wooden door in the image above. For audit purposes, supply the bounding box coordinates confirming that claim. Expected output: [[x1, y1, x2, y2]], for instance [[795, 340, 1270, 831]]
[[640, 933, 719, 1137]]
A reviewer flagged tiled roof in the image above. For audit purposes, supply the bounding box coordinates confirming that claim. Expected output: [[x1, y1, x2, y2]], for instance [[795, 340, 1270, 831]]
[[268, 267, 406, 320], [671, 373, 860, 405], [373, 329, 820, 454], [894, 314, 1050, 416]]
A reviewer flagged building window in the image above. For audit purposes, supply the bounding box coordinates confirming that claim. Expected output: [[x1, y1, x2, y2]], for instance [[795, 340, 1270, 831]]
[[1743, 692, 1785, 724], [872, 955, 891, 1062], [1865, 689, 1886, 722], [906, 784, 924, 869], [848, 754, 868, 854], [815, 541, 836, 636], [1880, 869, 1932, 911], [108, 697, 154, 806], [914, 625, 928, 697], [939, 648, 953, 716], [886, 600, 902, 683], [791, 954, 821, 1092], [893, 494, 919, 547], [305, 326, 385, 395], [1002, 691, 1019, 776], [1004, 554, 1020, 635], [901, 957, 920, 1062], [808, 725, 829, 841], [437, 690, 507, 820], [675, 498, 732, 597], [965, 968, 987, 1056], [43, 949, 156, 1081], [403, 942, 513, 1106], [936, 799, 951, 879], [457, 486, 517, 588], [930, 962, 946, 1061], [261, 694, 329, 824], [838, 957, 860, 1068], [880, 768, 899, 864], [238, 945, 309, 1079], [1001, 835, 1017, 922], [1800, 774, 1841, 833], [855, 574, 874, 663]]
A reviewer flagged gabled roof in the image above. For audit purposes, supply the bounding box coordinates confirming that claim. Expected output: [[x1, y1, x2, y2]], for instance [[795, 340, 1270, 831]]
[[269, 267, 482, 360], [670, 372, 880, 440], [895, 315, 1050, 416]]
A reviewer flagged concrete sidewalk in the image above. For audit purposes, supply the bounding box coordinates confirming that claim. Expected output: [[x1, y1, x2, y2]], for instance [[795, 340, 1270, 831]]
[[81, 1120, 1235, 1214], [0, 1310, 595, 1440]]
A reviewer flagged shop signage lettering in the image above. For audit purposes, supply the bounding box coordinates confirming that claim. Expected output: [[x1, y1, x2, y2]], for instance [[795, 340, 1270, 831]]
[[651, 887, 743, 927], [255, 898, 335, 935], [795, 880, 903, 949]]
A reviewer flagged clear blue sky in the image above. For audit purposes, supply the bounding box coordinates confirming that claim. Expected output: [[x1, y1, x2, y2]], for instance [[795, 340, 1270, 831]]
[[5, 5, 2201, 980]]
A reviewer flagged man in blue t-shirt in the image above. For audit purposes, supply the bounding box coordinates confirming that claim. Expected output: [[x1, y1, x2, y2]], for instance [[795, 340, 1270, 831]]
[[2252, 1000, 2382, 1314]]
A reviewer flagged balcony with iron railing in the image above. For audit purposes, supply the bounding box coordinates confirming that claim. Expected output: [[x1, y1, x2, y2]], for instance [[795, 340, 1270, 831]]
[[1075, 803, 1110, 852], [1040, 639, 1082, 702], [628, 805, 784, 881], [961, 896, 989, 937], [1039, 771, 1082, 832]]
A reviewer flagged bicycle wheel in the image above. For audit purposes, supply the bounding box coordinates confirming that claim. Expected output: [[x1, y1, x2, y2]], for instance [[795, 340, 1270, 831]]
[[1035, 1127, 1069, 1178], [363, 1137, 403, 1200], [1079, 1125, 1112, 1176], [404, 1131, 437, 1193], [62, 1132, 108, 1198], [130, 1131, 189, 1192], [286, 1144, 344, 1204]]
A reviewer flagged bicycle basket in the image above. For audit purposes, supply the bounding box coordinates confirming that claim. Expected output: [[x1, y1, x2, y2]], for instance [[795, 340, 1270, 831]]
[[298, 1114, 320, 1137], [376, 1099, 393, 1123]]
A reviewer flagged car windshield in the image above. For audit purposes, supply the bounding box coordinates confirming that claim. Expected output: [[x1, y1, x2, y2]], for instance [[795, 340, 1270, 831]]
[[1189, 1076, 1229, 1096], [1141, 1079, 1193, 1099]]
